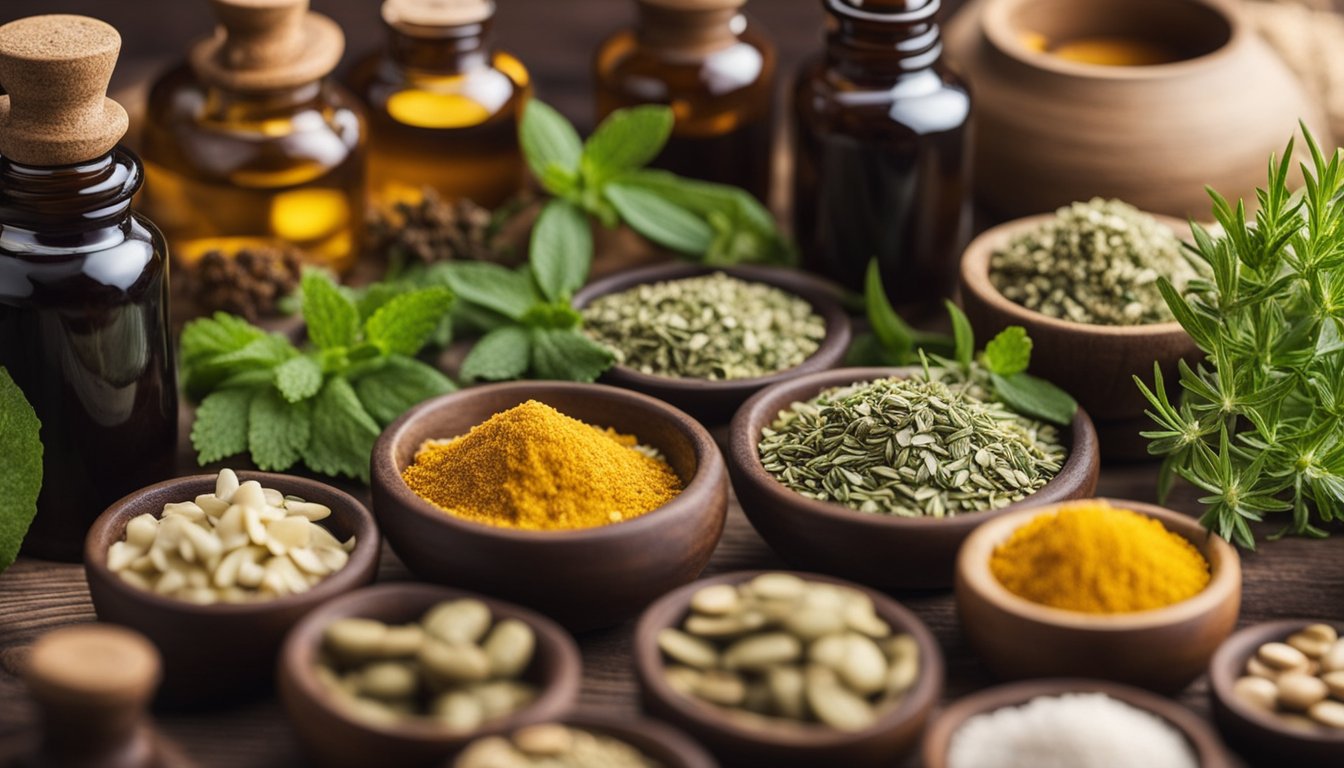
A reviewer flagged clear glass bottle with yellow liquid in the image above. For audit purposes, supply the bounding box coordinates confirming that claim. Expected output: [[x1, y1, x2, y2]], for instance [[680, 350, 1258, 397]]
[[141, 0, 365, 274], [348, 0, 531, 210]]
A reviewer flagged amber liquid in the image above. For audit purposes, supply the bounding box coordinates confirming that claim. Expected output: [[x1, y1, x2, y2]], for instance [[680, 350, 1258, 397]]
[[140, 67, 365, 273], [595, 23, 775, 202], [0, 152, 177, 561]]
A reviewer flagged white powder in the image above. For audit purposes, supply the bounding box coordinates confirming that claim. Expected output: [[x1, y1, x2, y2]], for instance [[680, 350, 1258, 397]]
[[947, 693, 1200, 768]]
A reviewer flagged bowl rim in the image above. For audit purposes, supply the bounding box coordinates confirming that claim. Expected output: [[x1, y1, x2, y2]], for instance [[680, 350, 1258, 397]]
[[727, 366, 1100, 533], [456, 709, 719, 768], [960, 211, 1193, 339], [1208, 618, 1344, 745], [921, 677, 1232, 768], [84, 471, 381, 617], [371, 380, 726, 542], [571, 262, 853, 393], [632, 569, 945, 750], [280, 582, 583, 743], [956, 497, 1241, 631]]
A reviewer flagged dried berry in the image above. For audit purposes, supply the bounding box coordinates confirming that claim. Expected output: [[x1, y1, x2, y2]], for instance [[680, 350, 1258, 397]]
[[187, 244, 304, 321], [366, 187, 510, 268]]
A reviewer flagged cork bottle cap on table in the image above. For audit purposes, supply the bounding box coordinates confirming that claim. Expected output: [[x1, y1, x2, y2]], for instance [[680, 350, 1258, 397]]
[[190, 0, 344, 91], [383, 0, 496, 33], [0, 14, 129, 167], [636, 0, 748, 11]]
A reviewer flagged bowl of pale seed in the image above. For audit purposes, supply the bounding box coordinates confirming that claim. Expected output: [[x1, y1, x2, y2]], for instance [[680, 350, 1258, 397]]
[[632, 570, 943, 768], [728, 367, 1099, 590], [84, 470, 380, 706], [958, 201, 1202, 460], [572, 263, 852, 424], [453, 713, 718, 768], [279, 583, 583, 768]]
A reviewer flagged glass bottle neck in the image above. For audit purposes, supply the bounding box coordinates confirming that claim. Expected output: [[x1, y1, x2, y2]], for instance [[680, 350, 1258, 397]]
[[823, 0, 944, 81], [388, 22, 493, 75], [203, 81, 324, 122], [0, 150, 142, 254], [636, 5, 743, 56]]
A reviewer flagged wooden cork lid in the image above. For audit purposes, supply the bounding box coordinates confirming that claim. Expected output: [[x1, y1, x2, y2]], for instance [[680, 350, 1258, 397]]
[[24, 624, 161, 710], [190, 0, 344, 91], [0, 15, 129, 166], [383, 0, 496, 33], [637, 0, 748, 10]]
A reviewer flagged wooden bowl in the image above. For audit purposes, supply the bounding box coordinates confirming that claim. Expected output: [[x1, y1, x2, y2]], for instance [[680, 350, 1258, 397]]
[[922, 678, 1233, 768], [1208, 620, 1344, 767], [959, 213, 1202, 460], [571, 263, 852, 425], [279, 583, 582, 768], [84, 472, 380, 706], [450, 711, 718, 768], [371, 381, 729, 631], [943, 0, 1327, 220], [632, 570, 944, 768], [955, 498, 1242, 692], [727, 367, 1099, 590]]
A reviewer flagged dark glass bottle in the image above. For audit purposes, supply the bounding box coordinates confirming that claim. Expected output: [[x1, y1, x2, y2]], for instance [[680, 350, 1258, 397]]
[[793, 0, 971, 314], [596, 0, 776, 202], [0, 16, 177, 562]]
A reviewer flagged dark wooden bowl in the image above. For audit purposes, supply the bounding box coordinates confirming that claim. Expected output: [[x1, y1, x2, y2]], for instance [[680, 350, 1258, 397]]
[[727, 367, 1099, 590], [279, 583, 583, 768], [956, 498, 1242, 692], [1208, 620, 1344, 767], [572, 263, 853, 425], [449, 711, 718, 768], [84, 472, 380, 707], [922, 678, 1233, 768], [632, 570, 944, 768], [371, 381, 729, 631], [959, 213, 1201, 461]]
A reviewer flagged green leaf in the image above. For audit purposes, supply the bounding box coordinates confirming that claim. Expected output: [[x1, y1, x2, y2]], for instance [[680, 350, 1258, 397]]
[[247, 388, 312, 471], [530, 328, 614, 382], [364, 287, 455, 356], [520, 100, 583, 192], [180, 313, 267, 368], [864, 259, 913, 359], [274, 356, 324, 403], [529, 199, 593, 302], [992, 372, 1077, 426], [946, 300, 975, 369], [983, 327, 1032, 376], [580, 105, 674, 183], [192, 388, 255, 465], [353, 356, 456, 425], [461, 326, 533, 382], [442, 262, 539, 321], [604, 182, 716, 255], [302, 378, 381, 482], [0, 368, 42, 572], [302, 271, 360, 351], [183, 332, 299, 400]]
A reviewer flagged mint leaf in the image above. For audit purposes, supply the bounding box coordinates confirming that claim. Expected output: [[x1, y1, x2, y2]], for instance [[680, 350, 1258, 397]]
[[530, 328, 613, 382], [461, 326, 532, 382], [184, 332, 298, 400], [992, 371, 1077, 426], [580, 105, 674, 184], [247, 388, 311, 471], [0, 368, 41, 572], [302, 272, 359, 351], [520, 100, 582, 194], [364, 287, 455, 356], [443, 262, 539, 321], [947, 301, 975, 369], [181, 313, 267, 368], [192, 388, 254, 465], [275, 356, 323, 403], [530, 200, 592, 303], [353, 356, 456, 424], [865, 259, 913, 360], [303, 378, 380, 482], [983, 327, 1032, 376], [605, 182, 715, 254]]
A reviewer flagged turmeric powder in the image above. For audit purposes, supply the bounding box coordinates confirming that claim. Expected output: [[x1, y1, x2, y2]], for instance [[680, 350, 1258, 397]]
[[989, 500, 1210, 613], [401, 400, 682, 531]]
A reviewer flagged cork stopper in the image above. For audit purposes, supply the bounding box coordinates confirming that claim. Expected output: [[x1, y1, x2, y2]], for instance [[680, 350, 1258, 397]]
[[0, 15, 129, 166], [383, 0, 495, 34], [636, 0, 746, 54], [638, 0, 747, 9], [25, 624, 160, 710], [190, 0, 344, 91]]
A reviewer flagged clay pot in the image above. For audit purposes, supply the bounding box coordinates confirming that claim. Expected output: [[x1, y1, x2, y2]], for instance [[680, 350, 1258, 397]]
[[944, 0, 1328, 220]]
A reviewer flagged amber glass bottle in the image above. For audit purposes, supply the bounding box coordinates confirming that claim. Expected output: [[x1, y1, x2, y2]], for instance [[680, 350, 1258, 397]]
[[596, 0, 776, 202], [349, 0, 530, 210], [141, 0, 365, 274], [0, 16, 177, 562], [793, 0, 971, 313]]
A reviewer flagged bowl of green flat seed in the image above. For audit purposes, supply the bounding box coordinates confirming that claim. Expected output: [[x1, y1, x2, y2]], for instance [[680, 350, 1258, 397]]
[[573, 263, 852, 424]]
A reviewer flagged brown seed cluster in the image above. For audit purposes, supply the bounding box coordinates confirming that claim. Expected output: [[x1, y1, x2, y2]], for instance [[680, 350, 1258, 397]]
[[188, 244, 304, 321], [366, 187, 507, 267]]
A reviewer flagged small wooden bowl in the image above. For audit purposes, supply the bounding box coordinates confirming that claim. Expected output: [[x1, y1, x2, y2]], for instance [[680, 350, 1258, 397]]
[[956, 498, 1241, 692], [1208, 620, 1344, 767], [959, 213, 1202, 460], [450, 711, 718, 768], [279, 583, 582, 768], [371, 381, 729, 631], [922, 678, 1233, 768], [727, 367, 1100, 590], [84, 472, 380, 706], [572, 263, 852, 425], [632, 570, 944, 767]]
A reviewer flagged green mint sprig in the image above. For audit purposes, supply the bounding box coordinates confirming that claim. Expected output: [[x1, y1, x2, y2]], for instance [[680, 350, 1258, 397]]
[[183, 272, 456, 482], [0, 367, 41, 573]]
